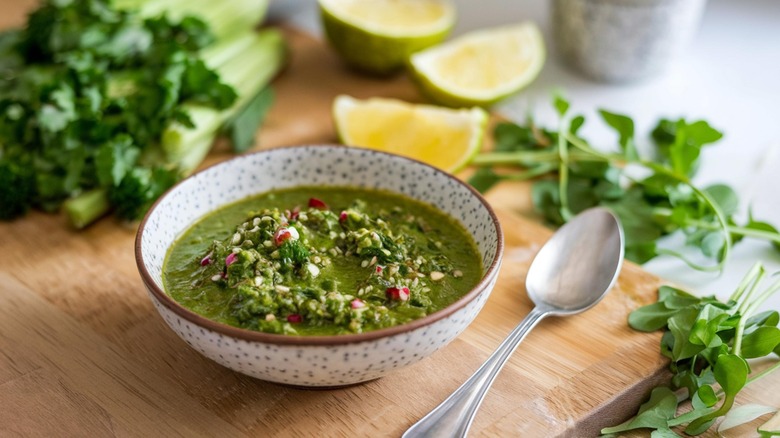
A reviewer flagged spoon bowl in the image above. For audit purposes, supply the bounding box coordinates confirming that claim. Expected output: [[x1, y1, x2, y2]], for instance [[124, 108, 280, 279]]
[[404, 207, 624, 438], [526, 207, 624, 315]]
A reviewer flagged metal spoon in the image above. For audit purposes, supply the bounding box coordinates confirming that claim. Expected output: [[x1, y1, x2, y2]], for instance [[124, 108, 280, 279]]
[[403, 207, 624, 438]]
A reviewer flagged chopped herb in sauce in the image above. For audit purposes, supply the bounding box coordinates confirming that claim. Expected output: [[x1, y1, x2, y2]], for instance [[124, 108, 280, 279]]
[[163, 186, 483, 335]]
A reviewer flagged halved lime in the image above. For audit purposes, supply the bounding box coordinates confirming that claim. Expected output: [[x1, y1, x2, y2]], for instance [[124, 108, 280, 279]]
[[409, 22, 546, 107], [319, 0, 455, 75], [333, 95, 487, 173]]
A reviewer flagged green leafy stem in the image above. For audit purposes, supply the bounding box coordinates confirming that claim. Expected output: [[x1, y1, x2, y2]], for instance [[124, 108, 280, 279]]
[[602, 263, 780, 436], [469, 95, 780, 272]]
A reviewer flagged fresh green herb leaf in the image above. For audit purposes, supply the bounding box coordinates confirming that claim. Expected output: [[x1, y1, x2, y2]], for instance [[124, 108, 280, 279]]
[[694, 385, 718, 408], [530, 179, 563, 224], [493, 121, 539, 152], [668, 308, 704, 360], [95, 134, 140, 186], [570, 115, 585, 135], [467, 168, 504, 194], [741, 327, 780, 358], [470, 95, 780, 272], [628, 301, 679, 332], [181, 58, 238, 109], [659, 286, 702, 309], [599, 109, 638, 160], [689, 305, 728, 348], [698, 232, 726, 259], [0, 158, 36, 219], [747, 310, 780, 328], [553, 93, 569, 116], [649, 428, 682, 438], [605, 263, 780, 436], [108, 167, 177, 221], [714, 353, 749, 395], [600, 387, 678, 434], [279, 238, 310, 267], [685, 354, 749, 433], [655, 119, 723, 178]]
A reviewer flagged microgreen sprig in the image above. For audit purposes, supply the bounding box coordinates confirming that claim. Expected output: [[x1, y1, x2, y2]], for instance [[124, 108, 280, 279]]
[[469, 95, 780, 272], [601, 263, 780, 436]]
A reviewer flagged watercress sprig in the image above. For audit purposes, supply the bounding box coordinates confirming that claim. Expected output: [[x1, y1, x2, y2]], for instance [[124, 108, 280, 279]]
[[601, 262, 780, 436], [469, 95, 780, 272]]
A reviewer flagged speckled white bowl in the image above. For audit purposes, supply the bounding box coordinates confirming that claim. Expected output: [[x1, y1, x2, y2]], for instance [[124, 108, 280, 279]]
[[135, 145, 503, 387]]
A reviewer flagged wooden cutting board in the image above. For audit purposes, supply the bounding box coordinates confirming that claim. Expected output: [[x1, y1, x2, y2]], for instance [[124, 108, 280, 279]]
[[1, 5, 777, 437]]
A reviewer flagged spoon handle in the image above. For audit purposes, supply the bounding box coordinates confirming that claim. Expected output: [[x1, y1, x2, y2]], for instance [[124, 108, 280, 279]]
[[403, 307, 548, 438]]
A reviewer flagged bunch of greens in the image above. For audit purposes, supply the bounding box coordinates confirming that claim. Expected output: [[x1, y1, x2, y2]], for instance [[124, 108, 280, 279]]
[[469, 96, 780, 272], [601, 263, 780, 436], [0, 0, 285, 227]]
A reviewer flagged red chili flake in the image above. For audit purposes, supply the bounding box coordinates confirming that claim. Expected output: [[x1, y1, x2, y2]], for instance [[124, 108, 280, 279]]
[[225, 252, 237, 266], [200, 254, 212, 266], [308, 197, 328, 210], [386, 286, 410, 302], [375, 265, 383, 274], [274, 228, 293, 246], [351, 299, 365, 309], [285, 207, 301, 221], [339, 211, 348, 223], [287, 314, 303, 323]]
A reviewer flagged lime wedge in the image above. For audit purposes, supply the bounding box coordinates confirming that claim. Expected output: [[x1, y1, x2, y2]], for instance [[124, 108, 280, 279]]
[[333, 95, 487, 173], [409, 22, 545, 107], [319, 0, 455, 75]]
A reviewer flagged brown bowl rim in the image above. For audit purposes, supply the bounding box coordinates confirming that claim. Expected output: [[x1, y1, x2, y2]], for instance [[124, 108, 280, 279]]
[[135, 144, 504, 346]]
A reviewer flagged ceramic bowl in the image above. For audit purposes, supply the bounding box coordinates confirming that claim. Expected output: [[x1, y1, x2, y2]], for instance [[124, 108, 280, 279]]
[[135, 145, 504, 387]]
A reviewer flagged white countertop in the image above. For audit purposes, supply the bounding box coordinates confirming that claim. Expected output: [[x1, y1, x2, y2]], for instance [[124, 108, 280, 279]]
[[282, 0, 780, 310]]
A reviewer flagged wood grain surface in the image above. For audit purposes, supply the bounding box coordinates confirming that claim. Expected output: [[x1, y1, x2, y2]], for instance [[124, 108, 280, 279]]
[[1, 3, 778, 437]]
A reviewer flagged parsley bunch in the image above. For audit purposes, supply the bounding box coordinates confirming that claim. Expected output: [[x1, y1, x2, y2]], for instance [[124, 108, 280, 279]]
[[469, 96, 780, 272], [0, 0, 283, 227]]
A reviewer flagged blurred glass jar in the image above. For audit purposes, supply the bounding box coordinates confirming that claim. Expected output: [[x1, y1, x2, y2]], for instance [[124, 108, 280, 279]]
[[552, 0, 707, 82]]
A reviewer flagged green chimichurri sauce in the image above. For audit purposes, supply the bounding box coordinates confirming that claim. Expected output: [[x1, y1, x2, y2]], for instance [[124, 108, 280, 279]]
[[163, 186, 482, 336]]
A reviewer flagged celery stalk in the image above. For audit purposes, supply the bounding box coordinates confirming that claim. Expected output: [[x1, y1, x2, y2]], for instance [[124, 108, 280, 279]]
[[63, 189, 110, 229], [174, 136, 217, 177], [201, 33, 259, 69], [162, 29, 286, 169], [116, 0, 269, 40]]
